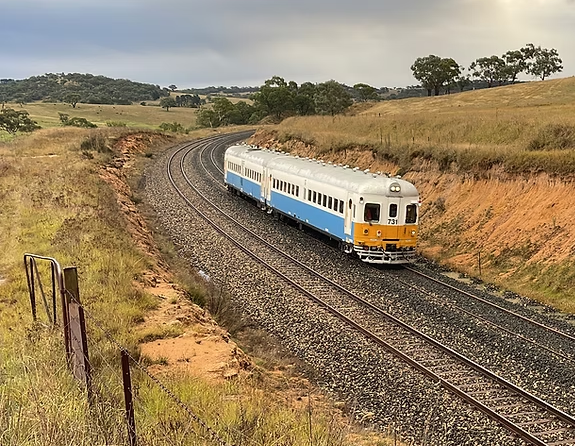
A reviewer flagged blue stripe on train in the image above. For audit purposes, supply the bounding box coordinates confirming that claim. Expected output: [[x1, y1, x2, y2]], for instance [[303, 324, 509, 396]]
[[225, 171, 351, 241]]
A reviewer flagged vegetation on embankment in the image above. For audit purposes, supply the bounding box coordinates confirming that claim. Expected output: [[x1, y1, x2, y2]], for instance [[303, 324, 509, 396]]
[[252, 77, 575, 314], [266, 77, 575, 178], [0, 127, 390, 445]]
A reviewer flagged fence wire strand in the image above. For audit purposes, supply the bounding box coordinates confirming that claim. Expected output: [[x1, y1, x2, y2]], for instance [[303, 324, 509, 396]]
[[64, 289, 236, 446]]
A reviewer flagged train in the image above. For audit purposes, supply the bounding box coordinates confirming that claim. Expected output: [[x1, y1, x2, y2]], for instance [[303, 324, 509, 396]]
[[224, 144, 420, 264]]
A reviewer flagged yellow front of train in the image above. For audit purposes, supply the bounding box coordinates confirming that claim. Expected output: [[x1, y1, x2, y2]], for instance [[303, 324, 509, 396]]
[[352, 179, 419, 264]]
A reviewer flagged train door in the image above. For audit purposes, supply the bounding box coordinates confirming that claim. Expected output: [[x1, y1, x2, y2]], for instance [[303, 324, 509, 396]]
[[344, 196, 352, 237], [240, 160, 244, 190], [262, 168, 269, 203], [387, 198, 401, 239]]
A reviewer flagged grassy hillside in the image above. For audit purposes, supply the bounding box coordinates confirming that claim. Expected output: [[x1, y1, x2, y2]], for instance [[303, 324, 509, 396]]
[[269, 77, 575, 177]]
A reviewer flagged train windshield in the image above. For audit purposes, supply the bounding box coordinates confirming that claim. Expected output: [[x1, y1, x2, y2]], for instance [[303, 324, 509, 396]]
[[406, 204, 418, 224], [364, 203, 380, 222]]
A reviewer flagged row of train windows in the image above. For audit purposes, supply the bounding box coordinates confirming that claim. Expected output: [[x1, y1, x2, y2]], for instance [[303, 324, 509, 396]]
[[364, 203, 418, 224], [272, 178, 300, 197], [246, 168, 262, 183], [307, 190, 344, 214], [228, 161, 242, 174]]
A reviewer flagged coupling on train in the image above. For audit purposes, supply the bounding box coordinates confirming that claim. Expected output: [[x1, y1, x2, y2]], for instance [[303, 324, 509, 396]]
[[224, 144, 420, 264]]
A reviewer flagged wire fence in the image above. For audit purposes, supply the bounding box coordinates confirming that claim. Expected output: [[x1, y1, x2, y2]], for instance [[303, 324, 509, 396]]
[[24, 254, 237, 446]]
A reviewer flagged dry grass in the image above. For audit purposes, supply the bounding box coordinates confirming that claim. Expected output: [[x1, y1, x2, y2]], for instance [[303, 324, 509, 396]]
[[0, 127, 391, 445], [270, 77, 575, 177]]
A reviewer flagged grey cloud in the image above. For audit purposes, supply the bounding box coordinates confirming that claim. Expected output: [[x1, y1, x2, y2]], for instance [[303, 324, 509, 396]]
[[1, 0, 573, 88]]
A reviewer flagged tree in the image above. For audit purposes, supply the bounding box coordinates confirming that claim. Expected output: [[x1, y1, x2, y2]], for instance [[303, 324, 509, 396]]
[[502, 50, 528, 84], [196, 109, 218, 128], [353, 83, 378, 101], [314, 80, 353, 116], [168, 84, 177, 91], [64, 93, 81, 108], [455, 73, 472, 92], [294, 82, 316, 115], [440, 59, 462, 94], [410, 55, 460, 96], [0, 108, 41, 134], [469, 56, 507, 87], [160, 96, 177, 111], [251, 76, 295, 121], [526, 45, 563, 80]]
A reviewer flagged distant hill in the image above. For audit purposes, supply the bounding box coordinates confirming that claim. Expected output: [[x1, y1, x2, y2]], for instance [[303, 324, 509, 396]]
[[0, 73, 170, 105]]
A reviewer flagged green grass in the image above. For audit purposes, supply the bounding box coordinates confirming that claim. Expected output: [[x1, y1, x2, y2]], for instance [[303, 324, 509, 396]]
[[5, 101, 199, 131]]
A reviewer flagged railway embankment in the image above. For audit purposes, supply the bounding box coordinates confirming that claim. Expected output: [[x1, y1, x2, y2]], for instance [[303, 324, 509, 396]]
[[250, 128, 575, 314]]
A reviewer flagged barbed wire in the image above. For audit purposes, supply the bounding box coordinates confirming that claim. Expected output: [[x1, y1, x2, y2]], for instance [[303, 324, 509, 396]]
[[64, 289, 236, 446]]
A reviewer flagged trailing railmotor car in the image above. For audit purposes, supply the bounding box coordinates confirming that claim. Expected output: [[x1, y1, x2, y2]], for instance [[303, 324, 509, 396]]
[[224, 144, 420, 264]]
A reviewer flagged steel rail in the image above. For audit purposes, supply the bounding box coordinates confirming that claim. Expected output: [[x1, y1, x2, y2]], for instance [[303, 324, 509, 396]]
[[404, 266, 575, 345]]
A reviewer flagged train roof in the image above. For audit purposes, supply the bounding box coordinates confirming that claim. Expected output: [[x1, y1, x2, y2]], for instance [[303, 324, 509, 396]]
[[226, 144, 419, 197]]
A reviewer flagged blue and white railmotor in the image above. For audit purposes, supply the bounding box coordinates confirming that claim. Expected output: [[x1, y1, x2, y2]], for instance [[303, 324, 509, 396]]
[[224, 144, 420, 264]]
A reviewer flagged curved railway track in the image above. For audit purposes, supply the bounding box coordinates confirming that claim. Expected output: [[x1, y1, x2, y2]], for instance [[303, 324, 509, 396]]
[[162, 134, 575, 446], [206, 138, 575, 365]]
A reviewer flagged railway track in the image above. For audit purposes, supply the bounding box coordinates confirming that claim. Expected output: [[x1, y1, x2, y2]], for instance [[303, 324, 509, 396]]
[[206, 137, 575, 365], [163, 134, 575, 446]]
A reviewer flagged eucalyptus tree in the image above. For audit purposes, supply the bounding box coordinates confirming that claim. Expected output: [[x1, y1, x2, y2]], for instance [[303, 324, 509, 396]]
[[314, 80, 353, 116], [469, 56, 507, 87], [410, 55, 461, 96]]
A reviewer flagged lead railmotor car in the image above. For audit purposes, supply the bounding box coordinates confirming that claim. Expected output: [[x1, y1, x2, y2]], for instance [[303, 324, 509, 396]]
[[224, 144, 420, 264]]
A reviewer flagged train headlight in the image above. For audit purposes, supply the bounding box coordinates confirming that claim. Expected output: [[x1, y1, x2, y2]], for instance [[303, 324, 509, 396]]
[[363, 228, 369, 235], [390, 183, 401, 193], [376, 230, 382, 237], [411, 230, 416, 236]]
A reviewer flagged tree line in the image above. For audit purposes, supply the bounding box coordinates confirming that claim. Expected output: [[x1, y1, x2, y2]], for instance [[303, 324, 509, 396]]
[[0, 73, 170, 105], [194, 77, 381, 128], [411, 43, 563, 96]]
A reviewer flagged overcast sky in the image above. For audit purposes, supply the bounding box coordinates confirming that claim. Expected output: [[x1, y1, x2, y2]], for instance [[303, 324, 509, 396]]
[[1, 0, 574, 89]]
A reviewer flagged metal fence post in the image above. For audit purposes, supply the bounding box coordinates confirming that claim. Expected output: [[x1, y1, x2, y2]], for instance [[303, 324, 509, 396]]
[[63, 267, 92, 400], [121, 350, 137, 446]]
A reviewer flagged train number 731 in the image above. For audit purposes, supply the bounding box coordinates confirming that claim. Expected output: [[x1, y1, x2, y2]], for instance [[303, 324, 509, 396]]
[[387, 218, 398, 225]]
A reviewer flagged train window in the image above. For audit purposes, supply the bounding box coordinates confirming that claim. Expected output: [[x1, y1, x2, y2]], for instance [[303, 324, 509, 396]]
[[308, 190, 311, 201], [365, 203, 380, 222], [339, 200, 344, 213], [296, 186, 299, 197], [328, 197, 332, 209], [322, 195, 327, 207], [291, 184, 294, 195], [353, 205, 356, 218], [406, 204, 417, 224], [318, 193, 322, 204], [273, 179, 276, 189], [313, 191, 317, 203], [389, 203, 398, 218]]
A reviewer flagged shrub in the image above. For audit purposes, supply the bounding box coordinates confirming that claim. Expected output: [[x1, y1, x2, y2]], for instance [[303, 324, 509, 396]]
[[59, 113, 97, 128], [159, 121, 185, 133], [79, 133, 110, 153], [106, 121, 127, 127]]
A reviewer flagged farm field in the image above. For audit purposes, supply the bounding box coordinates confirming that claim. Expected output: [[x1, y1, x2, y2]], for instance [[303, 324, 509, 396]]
[[4, 100, 199, 130]]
